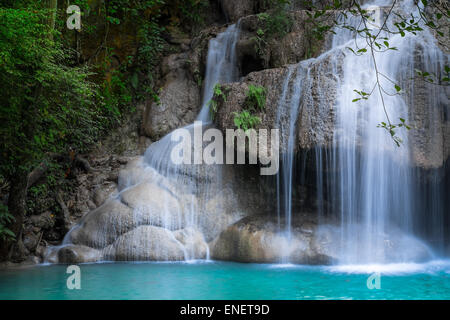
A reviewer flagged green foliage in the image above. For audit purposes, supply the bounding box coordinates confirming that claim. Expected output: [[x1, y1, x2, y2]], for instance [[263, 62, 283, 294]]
[[208, 84, 227, 120], [104, 0, 209, 31], [233, 110, 261, 131], [0, 204, 15, 242], [99, 0, 209, 104], [232, 85, 267, 131], [252, 2, 293, 56], [0, 7, 103, 178], [260, 0, 291, 11], [245, 85, 267, 111], [377, 118, 411, 147], [175, 0, 209, 27]]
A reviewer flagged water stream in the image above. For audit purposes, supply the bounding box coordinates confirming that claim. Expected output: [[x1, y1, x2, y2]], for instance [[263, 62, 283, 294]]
[[275, 0, 448, 264]]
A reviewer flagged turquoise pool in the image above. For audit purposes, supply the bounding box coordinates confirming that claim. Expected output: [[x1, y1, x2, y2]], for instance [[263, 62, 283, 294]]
[[0, 260, 449, 300]]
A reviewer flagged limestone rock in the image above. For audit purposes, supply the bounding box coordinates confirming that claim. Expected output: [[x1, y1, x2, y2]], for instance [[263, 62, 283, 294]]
[[142, 53, 201, 140], [174, 227, 209, 260], [93, 182, 117, 207], [57, 245, 102, 264], [103, 225, 185, 261], [211, 215, 335, 264], [119, 181, 186, 231], [68, 199, 135, 249], [30, 211, 55, 230], [219, 0, 255, 23]]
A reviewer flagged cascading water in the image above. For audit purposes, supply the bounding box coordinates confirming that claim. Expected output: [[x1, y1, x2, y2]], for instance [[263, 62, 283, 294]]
[[58, 24, 242, 262], [275, 0, 448, 264], [330, 0, 448, 264], [275, 64, 306, 261], [127, 23, 242, 260], [197, 23, 240, 122], [52, 0, 447, 266]]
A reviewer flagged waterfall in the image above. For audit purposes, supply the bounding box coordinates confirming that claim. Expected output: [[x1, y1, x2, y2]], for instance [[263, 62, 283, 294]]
[[275, 64, 306, 261], [197, 23, 241, 122], [275, 0, 448, 264], [330, 0, 448, 264], [59, 24, 242, 262], [128, 23, 242, 260]]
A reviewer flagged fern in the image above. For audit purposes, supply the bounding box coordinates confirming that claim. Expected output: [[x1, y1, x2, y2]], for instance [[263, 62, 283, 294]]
[[245, 84, 267, 111], [0, 203, 15, 242], [233, 110, 261, 131]]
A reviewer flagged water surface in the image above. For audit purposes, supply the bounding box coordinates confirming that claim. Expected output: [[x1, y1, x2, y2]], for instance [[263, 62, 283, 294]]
[[1, 261, 449, 300]]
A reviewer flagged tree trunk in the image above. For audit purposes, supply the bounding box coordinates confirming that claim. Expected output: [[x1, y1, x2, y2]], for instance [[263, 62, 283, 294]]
[[48, 0, 58, 31]]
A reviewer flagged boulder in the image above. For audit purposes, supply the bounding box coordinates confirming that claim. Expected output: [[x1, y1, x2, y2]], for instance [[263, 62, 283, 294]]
[[211, 215, 335, 264], [211, 213, 434, 264], [30, 211, 55, 229], [93, 182, 117, 207], [174, 227, 209, 260], [103, 225, 186, 261], [68, 199, 135, 249], [57, 245, 102, 264], [120, 181, 186, 231]]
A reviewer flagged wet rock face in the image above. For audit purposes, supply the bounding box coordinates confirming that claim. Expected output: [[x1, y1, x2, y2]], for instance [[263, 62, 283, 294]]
[[219, 0, 256, 23], [236, 10, 334, 73], [47, 158, 263, 263], [210, 215, 337, 264], [210, 215, 434, 264], [214, 49, 343, 153], [57, 245, 102, 264], [216, 40, 449, 170], [142, 53, 201, 140], [408, 55, 450, 169], [142, 25, 226, 141]]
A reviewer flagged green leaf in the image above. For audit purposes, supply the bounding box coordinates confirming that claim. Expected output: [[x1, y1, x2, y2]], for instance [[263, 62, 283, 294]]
[[395, 85, 401, 92]]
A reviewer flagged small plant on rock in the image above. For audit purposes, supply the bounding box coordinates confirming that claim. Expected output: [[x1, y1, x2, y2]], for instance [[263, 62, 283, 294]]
[[233, 110, 261, 132], [245, 84, 267, 111], [208, 83, 227, 120]]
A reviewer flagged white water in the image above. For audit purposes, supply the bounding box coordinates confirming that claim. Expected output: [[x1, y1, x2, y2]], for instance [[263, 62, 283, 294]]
[[197, 23, 241, 121], [135, 24, 242, 260], [57, 1, 448, 265], [59, 24, 242, 262], [331, 0, 447, 264], [276, 0, 448, 264]]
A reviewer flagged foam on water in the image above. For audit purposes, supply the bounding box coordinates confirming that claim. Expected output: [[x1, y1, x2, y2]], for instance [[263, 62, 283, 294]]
[[327, 259, 450, 275]]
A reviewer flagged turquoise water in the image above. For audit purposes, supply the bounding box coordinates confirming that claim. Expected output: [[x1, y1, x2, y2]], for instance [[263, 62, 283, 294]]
[[1, 261, 450, 300]]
